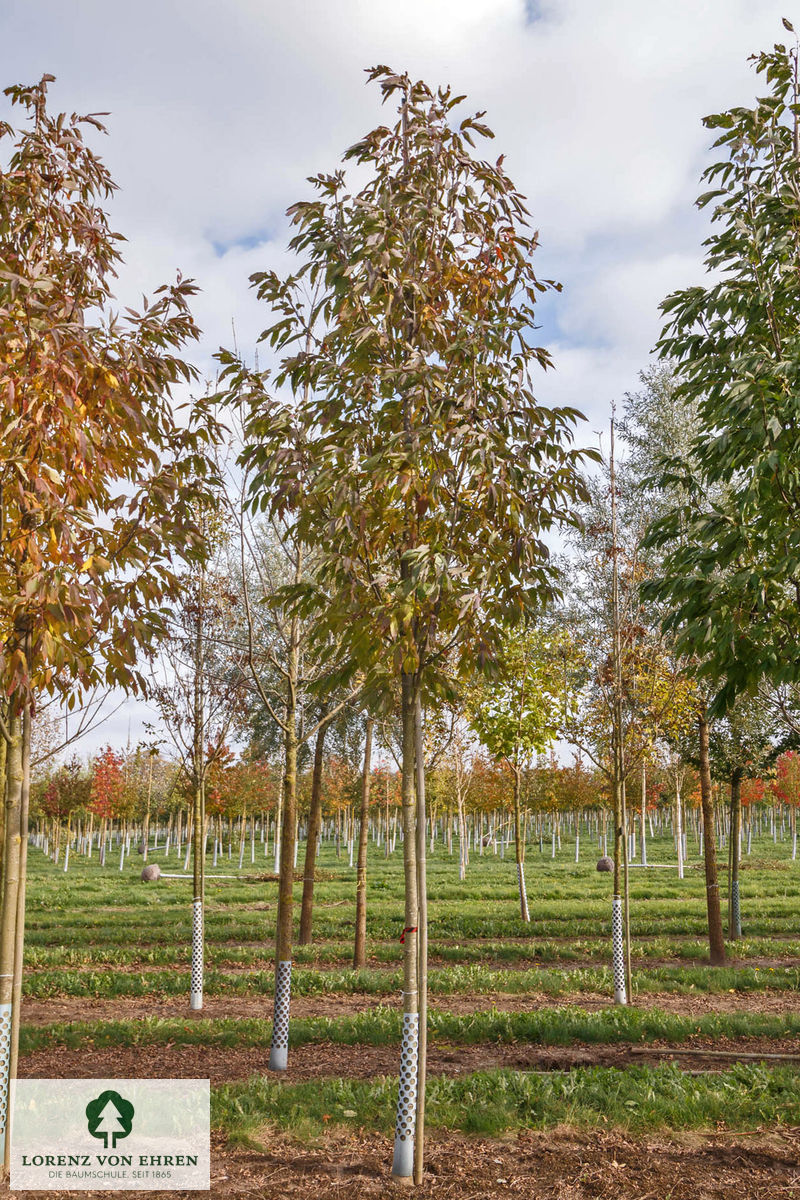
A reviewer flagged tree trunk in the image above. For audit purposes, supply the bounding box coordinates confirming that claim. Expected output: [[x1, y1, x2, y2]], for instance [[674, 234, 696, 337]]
[[675, 778, 684, 879], [0, 712, 23, 1163], [413, 694, 428, 1188], [640, 761, 647, 866], [457, 789, 467, 881], [729, 769, 742, 939], [299, 717, 328, 944], [269, 611, 300, 1072], [513, 763, 529, 922], [611, 773, 626, 1005], [353, 718, 374, 969], [698, 711, 726, 965], [0, 712, 7, 891], [8, 703, 31, 1129], [190, 594, 205, 1011], [391, 673, 419, 1183]]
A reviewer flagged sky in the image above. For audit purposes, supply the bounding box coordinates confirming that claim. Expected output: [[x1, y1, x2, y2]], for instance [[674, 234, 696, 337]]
[[1, 0, 794, 758]]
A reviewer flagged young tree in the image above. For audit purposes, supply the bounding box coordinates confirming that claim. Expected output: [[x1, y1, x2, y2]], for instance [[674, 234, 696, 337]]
[[647, 27, 800, 709], [623, 365, 730, 966], [229, 500, 360, 1068], [90, 746, 125, 864], [639, 33, 800, 960], [707, 698, 778, 938], [38, 755, 90, 859], [353, 716, 374, 968], [225, 68, 591, 1183], [150, 556, 245, 1010], [469, 626, 561, 921], [0, 76, 217, 1160]]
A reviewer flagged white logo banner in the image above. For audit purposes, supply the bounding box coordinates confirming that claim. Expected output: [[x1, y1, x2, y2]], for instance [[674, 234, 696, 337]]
[[10, 1078, 210, 1191]]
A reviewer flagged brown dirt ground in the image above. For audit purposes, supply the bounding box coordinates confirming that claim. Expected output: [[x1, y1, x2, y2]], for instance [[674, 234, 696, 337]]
[[17, 988, 800, 1026], [12, 992, 800, 1198], [16, 1034, 800, 1085], [4, 1125, 800, 1200]]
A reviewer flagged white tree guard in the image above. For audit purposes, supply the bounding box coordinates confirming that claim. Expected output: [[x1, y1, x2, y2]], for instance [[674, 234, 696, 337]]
[[63, 843, 70, 873], [190, 899, 204, 1011], [391, 1012, 419, 1179], [575, 833, 580, 864], [0, 1002, 11, 1161], [612, 895, 627, 1005], [269, 960, 292, 1071], [731, 879, 742, 938]]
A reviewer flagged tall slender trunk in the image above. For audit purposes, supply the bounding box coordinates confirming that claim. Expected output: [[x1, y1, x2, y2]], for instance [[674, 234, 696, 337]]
[[675, 777, 684, 879], [640, 760, 647, 866], [729, 769, 743, 939], [273, 788, 283, 875], [457, 788, 467, 881], [269, 609, 300, 1072], [698, 711, 726, 965], [413, 694, 428, 1188], [391, 673, 420, 1182], [299, 717, 328, 944], [143, 753, 153, 861], [8, 703, 31, 1124], [190, 596, 206, 1012], [513, 762, 529, 922], [0, 712, 23, 1163], [353, 718, 374, 969], [609, 416, 627, 1007], [0, 712, 7, 891], [621, 778, 632, 1000]]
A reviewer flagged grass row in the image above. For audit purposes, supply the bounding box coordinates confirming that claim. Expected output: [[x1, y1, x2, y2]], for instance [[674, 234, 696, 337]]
[[22, 934, 800, 969], [213, 1062, 800, 1139], [21, 1005, 800, 1053], [20, 962, 800, 998], [26, 903, 800, 946]]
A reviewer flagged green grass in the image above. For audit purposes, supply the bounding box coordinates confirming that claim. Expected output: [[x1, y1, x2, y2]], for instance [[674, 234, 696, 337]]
[[23, 933, 800, 969], [21, 828, 800, 999], [21, 1005, 800, 1054], [20, 961, 800, 999], [22, 826, 800, 1147], [212, 1063, 800, 1140]]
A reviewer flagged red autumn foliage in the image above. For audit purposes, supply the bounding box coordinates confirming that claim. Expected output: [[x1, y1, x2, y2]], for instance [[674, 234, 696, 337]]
[[90, 746, 125, 820]]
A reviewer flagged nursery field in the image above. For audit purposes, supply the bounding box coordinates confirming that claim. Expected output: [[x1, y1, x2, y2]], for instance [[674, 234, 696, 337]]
[[15, 829, 800, 1199]]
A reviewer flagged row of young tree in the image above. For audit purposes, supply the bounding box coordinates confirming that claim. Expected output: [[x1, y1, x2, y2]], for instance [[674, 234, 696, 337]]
[[4, 23, 800, 1182], [33, 737, 800, 884], [37, 738, 798, 833]]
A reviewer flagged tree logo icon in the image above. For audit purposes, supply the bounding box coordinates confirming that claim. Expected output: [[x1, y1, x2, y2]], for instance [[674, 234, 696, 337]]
[[85, 1090, 135, 1149]]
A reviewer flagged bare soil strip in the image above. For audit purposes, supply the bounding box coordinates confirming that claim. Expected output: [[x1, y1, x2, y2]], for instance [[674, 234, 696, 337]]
[[17, 1033, 800, 1085], [4, 1126, 800, 1199]]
